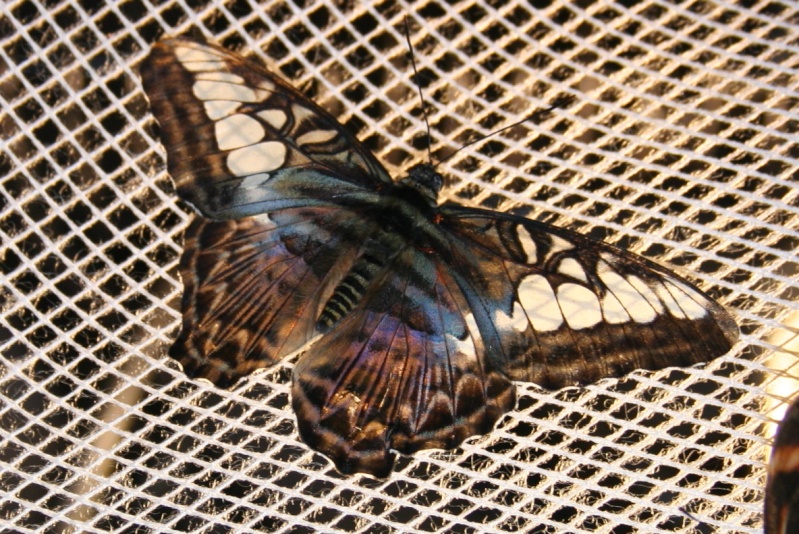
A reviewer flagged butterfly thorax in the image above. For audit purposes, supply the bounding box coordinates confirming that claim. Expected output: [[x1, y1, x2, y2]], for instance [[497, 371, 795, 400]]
[[397, 163, 444, 207], [316, 166, 445, 332]]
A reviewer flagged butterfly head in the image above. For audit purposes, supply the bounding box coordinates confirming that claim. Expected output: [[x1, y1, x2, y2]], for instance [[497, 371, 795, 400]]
[[399, 163, 444, 207]]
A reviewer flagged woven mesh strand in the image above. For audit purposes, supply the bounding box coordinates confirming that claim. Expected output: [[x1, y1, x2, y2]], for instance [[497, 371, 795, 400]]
[[1, 0, 795, 532]]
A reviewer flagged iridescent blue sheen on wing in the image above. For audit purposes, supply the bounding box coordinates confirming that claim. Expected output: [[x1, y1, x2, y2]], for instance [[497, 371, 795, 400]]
[[293, 244, 515, 476]]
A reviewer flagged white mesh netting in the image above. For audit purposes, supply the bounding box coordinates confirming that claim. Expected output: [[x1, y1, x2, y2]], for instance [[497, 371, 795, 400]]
[[1, 0, 797, 532]]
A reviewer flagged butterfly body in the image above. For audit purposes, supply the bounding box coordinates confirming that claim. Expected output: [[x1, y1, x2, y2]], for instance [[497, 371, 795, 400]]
[[313, 169, 445, 330], [140, 38, 738, 476]]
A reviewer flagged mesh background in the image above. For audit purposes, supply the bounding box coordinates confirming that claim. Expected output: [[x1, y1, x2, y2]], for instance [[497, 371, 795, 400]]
[[0, 0, 796, 532]]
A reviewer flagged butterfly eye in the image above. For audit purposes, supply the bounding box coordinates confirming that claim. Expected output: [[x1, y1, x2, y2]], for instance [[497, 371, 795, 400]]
[[379, 217, 398, 233]]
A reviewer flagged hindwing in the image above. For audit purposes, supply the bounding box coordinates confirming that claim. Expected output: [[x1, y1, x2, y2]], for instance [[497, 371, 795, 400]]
[[292, 245, 515, 476], [171, 205, 378, 388]]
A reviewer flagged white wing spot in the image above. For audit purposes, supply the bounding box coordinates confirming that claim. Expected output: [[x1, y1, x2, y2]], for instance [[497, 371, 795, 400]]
[[182, 60, 227, 72], [258, 80, 275, 93], [196, 71, 245, 84], [445, 332, 473, 358], [292, 104, 317, 126], [549, 235, 574, 256], [653, 282, 687, 319], [215, 114, 265, 151], [175, 45, 221, 65], [464, 312, 480, 337], [558, 283, 602, 330], [517, 226, 537, 264], [240, 172, 272, 190], [258, 109, 287, 130], [204, 100, 241, 120], [518, 275, 563, 332], [558, 257, 588, 282], [662, 280, 708, 319], [226, 141, 287, 176], [601, 290, 632, 324], [446, 312, 480, 355], [193, 80, 258, 103], [296, 129, 339, 147], [627, 275, 664, 315], [598, 261, 657, 323], [494, 302, 529, 333]]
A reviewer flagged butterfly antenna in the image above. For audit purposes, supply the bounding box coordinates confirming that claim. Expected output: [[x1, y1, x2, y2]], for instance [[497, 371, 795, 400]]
[[435, 100, 564, 169], [404, 16, 434, 165]]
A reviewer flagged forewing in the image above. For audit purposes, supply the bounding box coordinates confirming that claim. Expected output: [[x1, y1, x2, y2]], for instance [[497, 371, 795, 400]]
[[765, 397, 799, 534], [142, 37, 392, 386], [292, 247, 515, 477], [171, 206, 375, 388], [438, 208, 738, 390], [140, 38, 392, 219]]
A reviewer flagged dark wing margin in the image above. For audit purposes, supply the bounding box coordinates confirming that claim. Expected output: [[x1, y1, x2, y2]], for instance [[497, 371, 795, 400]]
[[291, 247, 515, 477], [765, 396, 799, 534], [139, 37, 392, 219], [437, 207, 738, 390]]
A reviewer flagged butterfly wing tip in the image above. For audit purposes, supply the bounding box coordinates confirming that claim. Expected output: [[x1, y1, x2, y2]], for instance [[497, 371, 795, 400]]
[[335, 456, 394, 479], [719, 312, 740, 350], [699, 305, 739, 361], [295, 421, 396, 478], [167, 341, 243, 389]]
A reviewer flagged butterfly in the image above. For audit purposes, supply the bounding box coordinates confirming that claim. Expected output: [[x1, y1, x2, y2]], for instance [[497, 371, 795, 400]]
[[140, 37, 738, 477], [765, 396, 799, 533]]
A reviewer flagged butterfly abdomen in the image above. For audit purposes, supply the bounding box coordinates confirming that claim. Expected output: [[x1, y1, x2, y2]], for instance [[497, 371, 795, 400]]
[[317, 252, 385, 331], [316, 185, 441, 332]]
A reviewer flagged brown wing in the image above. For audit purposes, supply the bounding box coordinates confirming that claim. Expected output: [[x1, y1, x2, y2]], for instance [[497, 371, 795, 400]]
[[437, 208, 738, 389], [171, 206, 376, 388], [140, 37, 392, 220], [292, 246, 515, 477]]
